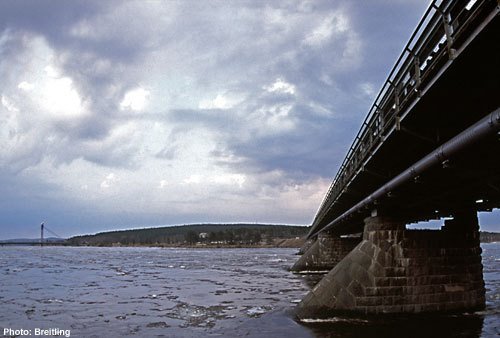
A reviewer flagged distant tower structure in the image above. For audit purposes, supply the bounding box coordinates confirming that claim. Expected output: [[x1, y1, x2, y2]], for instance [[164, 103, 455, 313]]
[[40, 222, 44, 245]]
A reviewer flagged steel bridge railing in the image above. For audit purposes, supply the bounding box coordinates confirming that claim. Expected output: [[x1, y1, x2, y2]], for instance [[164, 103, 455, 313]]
[[310, 0, 498, 235]]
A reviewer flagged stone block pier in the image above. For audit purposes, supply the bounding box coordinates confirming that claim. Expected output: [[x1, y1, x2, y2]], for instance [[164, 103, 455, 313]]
[[292, 232, 360, 273], [294, 211, 485, 319]]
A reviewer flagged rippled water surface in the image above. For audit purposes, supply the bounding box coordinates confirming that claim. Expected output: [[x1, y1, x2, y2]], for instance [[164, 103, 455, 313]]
[[0, 244, 498, 337]]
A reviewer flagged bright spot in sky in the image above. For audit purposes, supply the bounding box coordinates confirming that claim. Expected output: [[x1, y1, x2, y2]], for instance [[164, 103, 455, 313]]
[[264, 78, 296, 95], [17, 81, 35, 91], [120, 87, 150, 111], [199, 93, 242, 110], [100, 173, 118, 189]]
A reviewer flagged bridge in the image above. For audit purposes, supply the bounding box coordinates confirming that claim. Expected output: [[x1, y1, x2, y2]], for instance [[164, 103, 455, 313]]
[[293, 0, 499, 319], [0, 223, 67, 246]]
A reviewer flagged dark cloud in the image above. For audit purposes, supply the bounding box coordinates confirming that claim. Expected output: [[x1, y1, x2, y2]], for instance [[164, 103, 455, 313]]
[[2, 0, 497, 238], [0, 1, 144, 62], [0, 1, 103, 32]]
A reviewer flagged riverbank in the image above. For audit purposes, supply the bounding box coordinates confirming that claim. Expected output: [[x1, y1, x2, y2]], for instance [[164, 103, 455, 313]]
[[71, 237, 306, 249]]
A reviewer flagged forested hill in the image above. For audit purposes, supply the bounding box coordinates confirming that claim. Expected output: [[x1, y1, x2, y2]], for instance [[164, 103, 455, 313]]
[[67, 224, 309, 247], [480, 231, 500, 243]]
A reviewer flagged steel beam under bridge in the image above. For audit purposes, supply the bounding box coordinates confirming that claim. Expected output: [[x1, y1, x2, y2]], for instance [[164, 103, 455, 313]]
[[309, 108, 500, 238]]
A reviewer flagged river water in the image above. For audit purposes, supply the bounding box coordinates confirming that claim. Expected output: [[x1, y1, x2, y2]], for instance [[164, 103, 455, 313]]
[[0, 244, 498, 337]]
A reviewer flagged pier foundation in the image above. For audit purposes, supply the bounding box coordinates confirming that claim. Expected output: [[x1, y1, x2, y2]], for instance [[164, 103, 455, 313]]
[[296, 211, 485, 319], [297, 238, 315, 255], [291, 231, 360, 272]]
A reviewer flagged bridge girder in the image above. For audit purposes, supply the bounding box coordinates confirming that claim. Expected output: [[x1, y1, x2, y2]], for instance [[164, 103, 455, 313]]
[[309, 0, 500, 238]]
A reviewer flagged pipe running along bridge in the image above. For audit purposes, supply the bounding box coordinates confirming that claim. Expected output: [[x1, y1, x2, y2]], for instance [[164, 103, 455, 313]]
[[293, 0, 500, 319]]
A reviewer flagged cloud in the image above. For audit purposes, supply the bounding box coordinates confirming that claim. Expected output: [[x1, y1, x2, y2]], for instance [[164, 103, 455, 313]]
[[17, 81, 34, 91], [198, 93, 243, 110], [158, 180, 168, 189], [1, 95, 19, 112], [120, 87, 150, 111], [303, 11, 349, 47], [38, 70, 85, 119], [100, 173, 118, 189], [210, 174, 246, 187], [264, 78, 296, 95], [183, 174, 203, 185], [3, 0, 475, 238]]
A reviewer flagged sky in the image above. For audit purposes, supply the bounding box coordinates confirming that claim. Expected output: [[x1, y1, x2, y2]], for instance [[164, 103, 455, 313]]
[[0, 0, 498, 239]]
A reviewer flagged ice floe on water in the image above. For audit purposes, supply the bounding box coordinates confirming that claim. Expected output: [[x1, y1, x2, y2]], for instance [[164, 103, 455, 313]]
[[1, 245, 499, 337]]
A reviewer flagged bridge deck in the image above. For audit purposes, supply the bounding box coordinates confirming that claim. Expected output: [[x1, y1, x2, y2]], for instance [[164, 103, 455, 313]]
[[310, 0, 500, 237]]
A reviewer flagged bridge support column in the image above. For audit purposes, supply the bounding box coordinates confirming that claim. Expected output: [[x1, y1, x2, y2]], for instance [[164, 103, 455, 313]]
[[297, 238, 315, 255], [291, 232, 361, 272], [296, 212, 485, 319]]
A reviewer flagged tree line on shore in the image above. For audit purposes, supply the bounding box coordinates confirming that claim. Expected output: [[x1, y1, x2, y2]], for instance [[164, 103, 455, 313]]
[[480, 231, 500, 243], [67, 224, 309, 247]]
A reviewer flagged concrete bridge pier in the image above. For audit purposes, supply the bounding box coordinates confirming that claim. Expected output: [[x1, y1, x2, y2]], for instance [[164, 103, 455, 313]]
[[291, 231, 361, 273], [295, 211, 485, 319]]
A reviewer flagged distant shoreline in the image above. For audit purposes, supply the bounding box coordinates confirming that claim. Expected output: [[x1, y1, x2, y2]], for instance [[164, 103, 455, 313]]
[[480, 231, 500, 243], [3, 228, 498, 247], [65, 224, 308, 248], [2, 240, 499, 249], [66, 236, 306, 249]]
